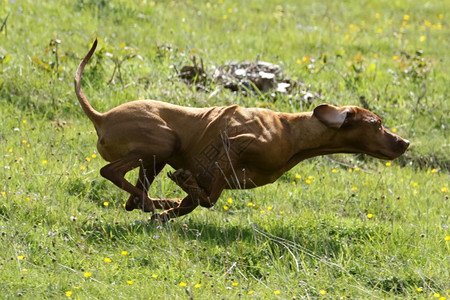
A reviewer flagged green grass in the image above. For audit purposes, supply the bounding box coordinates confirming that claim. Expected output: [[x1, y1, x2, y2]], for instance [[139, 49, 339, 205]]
[[1, 0, 449, 298]]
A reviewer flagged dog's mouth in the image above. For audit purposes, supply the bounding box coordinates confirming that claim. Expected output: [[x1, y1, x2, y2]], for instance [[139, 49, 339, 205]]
[[371, 151, 398, 160], [371, 138, 410, 160]]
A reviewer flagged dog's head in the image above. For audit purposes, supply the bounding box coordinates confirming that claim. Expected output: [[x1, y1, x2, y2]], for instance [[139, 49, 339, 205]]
[[313, 104, 409, 160]]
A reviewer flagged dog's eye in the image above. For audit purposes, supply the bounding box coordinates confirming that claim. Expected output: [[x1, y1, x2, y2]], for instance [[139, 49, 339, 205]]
[[370, 118, 381, 125], [375, 120, 383, 130]]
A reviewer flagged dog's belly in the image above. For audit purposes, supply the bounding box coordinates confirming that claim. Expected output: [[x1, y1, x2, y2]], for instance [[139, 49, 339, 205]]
[[224, 165, 286, 189], [168, 150, 288, 190]]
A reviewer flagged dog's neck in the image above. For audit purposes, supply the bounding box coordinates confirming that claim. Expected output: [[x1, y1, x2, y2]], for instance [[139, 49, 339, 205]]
[[279, 112, 346, 169]]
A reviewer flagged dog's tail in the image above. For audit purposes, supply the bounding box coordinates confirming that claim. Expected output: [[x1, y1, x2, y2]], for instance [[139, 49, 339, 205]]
[[74, 38, 102, 127]]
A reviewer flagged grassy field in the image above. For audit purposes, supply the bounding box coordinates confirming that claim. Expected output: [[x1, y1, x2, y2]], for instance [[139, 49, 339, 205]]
[[1, 0, 449, 299]]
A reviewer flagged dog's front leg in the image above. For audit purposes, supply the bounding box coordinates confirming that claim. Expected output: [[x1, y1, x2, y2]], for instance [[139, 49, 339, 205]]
[[151, 167, 228, 222], [167, 169, 209, 203]]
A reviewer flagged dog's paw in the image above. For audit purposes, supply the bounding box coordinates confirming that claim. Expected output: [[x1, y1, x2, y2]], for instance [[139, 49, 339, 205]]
[[141, 204, 155, 213], [167, 168, 183, 179], [168, 168, 193, 184], [125, 197, 138, 211], [126, 196, 155, 213], [149, 212, 170, 223]]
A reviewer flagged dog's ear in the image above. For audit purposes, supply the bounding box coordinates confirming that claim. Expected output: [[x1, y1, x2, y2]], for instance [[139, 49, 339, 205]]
[[313, 104, 353, 129]]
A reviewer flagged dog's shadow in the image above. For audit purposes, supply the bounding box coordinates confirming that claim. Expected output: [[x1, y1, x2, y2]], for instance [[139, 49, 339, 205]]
[[81, 217, 259, 247]]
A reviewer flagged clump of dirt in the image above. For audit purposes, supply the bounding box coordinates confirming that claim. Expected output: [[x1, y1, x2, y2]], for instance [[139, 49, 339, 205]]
[[177, 56, 209, 92], [213, 61, 284, 94], [177, 56, 322, 104]]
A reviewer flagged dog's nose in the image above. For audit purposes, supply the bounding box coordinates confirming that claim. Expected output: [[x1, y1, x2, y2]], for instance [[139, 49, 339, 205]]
[[399, 138, 410, 151]]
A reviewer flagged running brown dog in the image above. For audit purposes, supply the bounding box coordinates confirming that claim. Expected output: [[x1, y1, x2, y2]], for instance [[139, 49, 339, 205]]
[[75, 39, 409, 222]]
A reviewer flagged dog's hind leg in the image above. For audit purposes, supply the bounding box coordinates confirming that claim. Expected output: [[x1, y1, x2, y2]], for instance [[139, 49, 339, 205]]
[[125, 162, 180, 211], [100, 152, 161, 212]]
